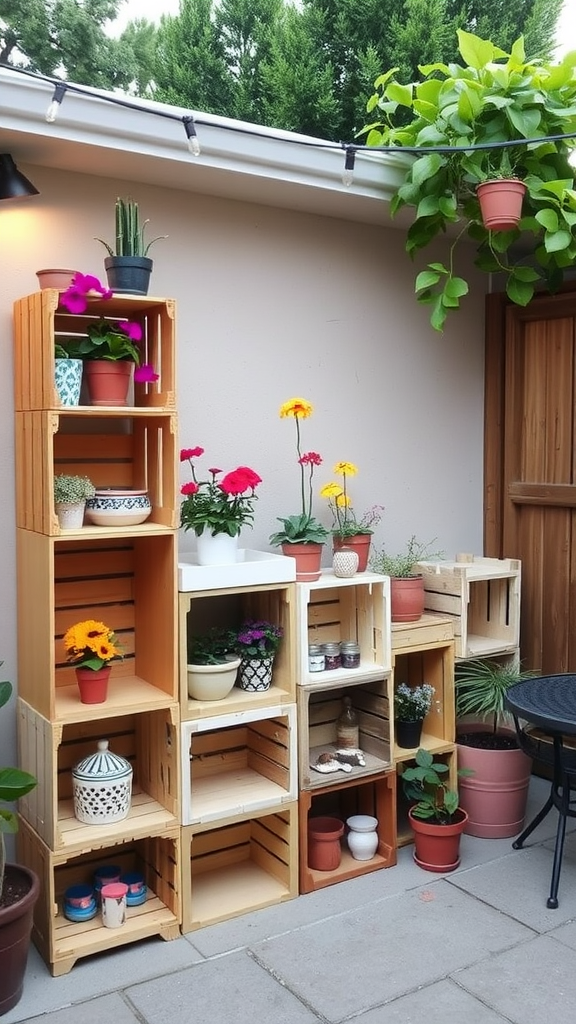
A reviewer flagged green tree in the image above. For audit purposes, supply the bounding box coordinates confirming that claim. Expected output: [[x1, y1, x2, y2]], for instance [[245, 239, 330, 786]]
[[153, 0, 232, 113], [213, 0, 284, 123]]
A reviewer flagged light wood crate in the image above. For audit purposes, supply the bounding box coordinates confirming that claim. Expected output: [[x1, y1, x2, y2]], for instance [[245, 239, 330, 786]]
[[396, 747, 457, 847], [417, 557, 521, 659], [18, 700, 180, 852], [15, 410, 177, 535], [392, 633, 455, 761], [299, 771, 397, 893], [181, 704, 297, 825], [298, 677, 392, 791], [178, 583, 296, 721], [296, 571, 391, 686], [181, 803, 298, 932], [16, 530, 178, 721], [17, 817, 181, 976], [14, 291, 176, 412]]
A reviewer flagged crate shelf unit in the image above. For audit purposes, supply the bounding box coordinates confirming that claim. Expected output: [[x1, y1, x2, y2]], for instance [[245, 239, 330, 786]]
[[299, 771, 397, 893], [178, 579, 296, 722], [181, 802, 298, 932], [416, 557, 521, 660], [391, 613, 456, 762], [18, 817, 181, 976], [298, 676, 392, 791], [395, 748, 458, 848], [296, 571, 391, 688], [181, 704, 297, 826]]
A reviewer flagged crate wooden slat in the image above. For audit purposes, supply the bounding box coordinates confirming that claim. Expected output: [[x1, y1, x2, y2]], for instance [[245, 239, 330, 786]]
[[299, 771, 397, 893], [181, 704, 297, 825], [181, 803, 298, 931], [14, 291, 176, 412], [298, 677, 392, 790], [296, 571, 391, 686], [417, 557, 521, 659], [18, 700, 180, 851], [16, 531, 177, 720], [391, 612, 454, 652], [178, 583, 296, 721], [17, 817, 181, 975]]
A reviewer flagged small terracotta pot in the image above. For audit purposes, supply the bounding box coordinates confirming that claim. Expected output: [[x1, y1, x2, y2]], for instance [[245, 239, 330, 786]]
[[390, 575, 424, 622], [281, 542, 323, 582], [85, 360, 132, 407], [75, 666, 111, 704], [332, 533, 371, 572], [36, 268, 76, 289], [409, 807, 468, 872], [307, 816, 344, 871], [476, 179, 526, 231]]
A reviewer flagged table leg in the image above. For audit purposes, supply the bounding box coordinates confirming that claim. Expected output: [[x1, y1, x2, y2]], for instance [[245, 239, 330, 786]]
[[512, 790, 554, 850]]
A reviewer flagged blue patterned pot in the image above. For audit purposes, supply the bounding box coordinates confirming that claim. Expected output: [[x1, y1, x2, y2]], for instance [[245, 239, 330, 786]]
[[54, 358, 83, 406], [85, 489, 152, 527]]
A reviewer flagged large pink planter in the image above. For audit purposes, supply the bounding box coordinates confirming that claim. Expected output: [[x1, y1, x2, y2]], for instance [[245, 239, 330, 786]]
[[457, 729, 532, 839]]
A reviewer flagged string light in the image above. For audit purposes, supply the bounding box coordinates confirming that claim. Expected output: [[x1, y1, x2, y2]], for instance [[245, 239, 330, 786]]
[[342, 146, 356, 187], [45, 82, 67, 123], [182, 115, 201, 156]]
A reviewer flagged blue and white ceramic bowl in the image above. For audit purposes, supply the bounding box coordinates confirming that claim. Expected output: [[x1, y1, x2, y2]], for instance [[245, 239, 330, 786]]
[[85, 488, 152, 527]]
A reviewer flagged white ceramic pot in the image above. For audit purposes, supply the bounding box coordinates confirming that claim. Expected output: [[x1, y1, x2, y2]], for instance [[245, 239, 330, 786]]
[[332, 548, 359, 578], [72, 739, 133, 824], [196, 530, 239, 565], [187, 655, 241, 700], [237, 656, 274, 692], [85, 489, 152, 527], [346, 815, 379, 861], [56, 500, 86, 529]]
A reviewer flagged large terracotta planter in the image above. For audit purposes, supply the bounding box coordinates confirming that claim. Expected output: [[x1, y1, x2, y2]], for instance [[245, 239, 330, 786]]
[[457, 727, 533, 838], [390, 575, 424, 622], [333, 533, 371, 572], [84, 360, 132, 406], [408, 807, 468, 872], [476, 178, 527, 231], [281, 542, 323, 582], [0, 864, 40, 1015]]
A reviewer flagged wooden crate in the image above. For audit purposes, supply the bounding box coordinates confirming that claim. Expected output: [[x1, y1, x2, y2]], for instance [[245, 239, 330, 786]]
[[181, 803, 298, 932], [298, 677, 392, 791], [15, 410, 177, 535], [392, 638, 455, 760], [16, 531, 177, 721], [296, 571, 391, 686], [299, 771, 397, 893], [391, 612, 454, 653], [17, 817, 181, 976], [178, 583, 296, 721], [181, 704, 297, 825], [417, 557, 521, 659], [18, 700, 180, 852], [14, 291, 176, 412], [396, 747, 457, 847]]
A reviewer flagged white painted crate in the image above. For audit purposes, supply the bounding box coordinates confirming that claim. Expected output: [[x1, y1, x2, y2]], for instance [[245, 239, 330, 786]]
[[178, 549, 296, 591]]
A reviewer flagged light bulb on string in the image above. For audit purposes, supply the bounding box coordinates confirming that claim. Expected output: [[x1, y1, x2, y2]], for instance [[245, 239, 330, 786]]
[[342, 147, 356, 187], [45, 83, 67, 123], [183, 115, 201, 156]]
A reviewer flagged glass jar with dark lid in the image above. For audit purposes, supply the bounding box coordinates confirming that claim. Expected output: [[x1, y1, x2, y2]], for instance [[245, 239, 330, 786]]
[[340, 641, 361, 669], [321, 642, 342, 670], [308, 643, 325, 672]]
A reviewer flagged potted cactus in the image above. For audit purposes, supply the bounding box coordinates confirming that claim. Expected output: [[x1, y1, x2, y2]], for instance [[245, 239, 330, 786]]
[[96, 197, 166, 295]]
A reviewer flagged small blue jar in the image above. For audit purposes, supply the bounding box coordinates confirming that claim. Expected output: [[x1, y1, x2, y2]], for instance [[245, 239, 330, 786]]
[[120, 872, 147, 906], [94, 864, 122, 902], [63, 883, 97, 922]]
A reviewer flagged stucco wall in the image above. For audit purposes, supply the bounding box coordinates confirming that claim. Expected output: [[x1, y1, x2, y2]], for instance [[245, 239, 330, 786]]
[[0, 163, 486, 775]]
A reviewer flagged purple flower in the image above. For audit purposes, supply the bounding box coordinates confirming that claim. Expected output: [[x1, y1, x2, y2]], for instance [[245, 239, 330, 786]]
[[134, 363, 159, 383], [59, 272, 112, 314], [119, 321, 143, 341]]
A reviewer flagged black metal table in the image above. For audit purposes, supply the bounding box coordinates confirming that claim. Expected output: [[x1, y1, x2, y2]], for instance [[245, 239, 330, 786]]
[[505, 674, 576, 908]]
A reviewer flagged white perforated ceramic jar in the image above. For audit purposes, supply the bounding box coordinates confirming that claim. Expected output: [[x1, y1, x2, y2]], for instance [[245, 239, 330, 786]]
[[72, 739, 133, 825]]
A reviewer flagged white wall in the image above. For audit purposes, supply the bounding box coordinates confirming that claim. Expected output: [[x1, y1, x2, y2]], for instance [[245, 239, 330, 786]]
[[0, 163, 487, 774]]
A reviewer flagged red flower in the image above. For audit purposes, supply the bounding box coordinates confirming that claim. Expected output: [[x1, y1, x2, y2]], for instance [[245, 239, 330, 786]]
[[180, 447, 204, 461], [219, 469, 253, 495], [181, 482, 199, 495], [299, 451, 322, 466], [235, 466, 263, 488], [208, 467, 222, 475]]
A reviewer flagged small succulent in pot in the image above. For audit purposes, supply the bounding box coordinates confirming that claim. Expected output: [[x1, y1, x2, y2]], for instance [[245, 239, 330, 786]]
[[54, 474, 96, 505]]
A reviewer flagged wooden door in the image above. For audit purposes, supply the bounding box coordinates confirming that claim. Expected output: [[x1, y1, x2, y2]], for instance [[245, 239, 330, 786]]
[[485, 288, 576, 673]]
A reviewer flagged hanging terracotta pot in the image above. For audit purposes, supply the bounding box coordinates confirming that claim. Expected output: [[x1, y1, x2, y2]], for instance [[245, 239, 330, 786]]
[[390, 575, 425, 622], [408, 807, 468, 872], [476, 179, 527, 231], [332, 533, 371, 572], [196, 530, 239, 566], [84, 360, 132, 406], [307, 816, 344, 871], [75, 666, 111, 704], [395, 718, 424, 749], [281, 542, 323, 582]]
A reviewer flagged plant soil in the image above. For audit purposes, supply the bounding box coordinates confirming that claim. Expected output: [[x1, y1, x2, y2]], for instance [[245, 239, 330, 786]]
[[458, 731, 518, 751], [0, 868, 31, 910]]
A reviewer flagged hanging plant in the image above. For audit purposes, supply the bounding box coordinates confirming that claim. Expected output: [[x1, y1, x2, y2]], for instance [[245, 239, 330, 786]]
[[361, 31, 576, 331]]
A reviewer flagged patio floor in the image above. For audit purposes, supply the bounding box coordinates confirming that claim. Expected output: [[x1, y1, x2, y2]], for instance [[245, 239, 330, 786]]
[[6, 774, 576, 1024]]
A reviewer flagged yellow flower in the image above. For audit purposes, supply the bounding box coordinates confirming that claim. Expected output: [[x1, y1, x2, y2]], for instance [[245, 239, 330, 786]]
[[63, 620, 109, 653], [280, 397, 313, 419], [334, 461, 358, 476], [336, 493, 351, 507], [63, 618, 124, 670], [320, 482, 343, 498]]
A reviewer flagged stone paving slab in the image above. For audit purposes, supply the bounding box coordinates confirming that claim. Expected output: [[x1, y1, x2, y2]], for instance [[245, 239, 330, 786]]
[[351, 977, 511, 1023]]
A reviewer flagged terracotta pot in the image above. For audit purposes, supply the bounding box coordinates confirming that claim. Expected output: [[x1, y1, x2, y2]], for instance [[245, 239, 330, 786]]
[[307, 816, 344, 871], [84, 360, 132, 406], [0, 864, 40, 1015], [390, 575, 424, 622], [75, 666, 111, 704], [36, 268, 76, 289], [395, 718, 423, 749], [457, 728, 533, 838], [476, 179, 527, 231], [281, 542, 323, 582], [332, 533, 371, 572], [408, 807, 468, 872]]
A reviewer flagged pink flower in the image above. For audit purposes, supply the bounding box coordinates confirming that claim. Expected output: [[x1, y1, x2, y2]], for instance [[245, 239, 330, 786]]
[[181, 482, 199, 495], [220, 469, 253, 495], [134, 363, 159, 383], [235, 466, 263, 488], [180, 447, 205, 461], [299, 451, 322, 466], [59, 272, 112, 314], [209, 467, 222, 475], [119, 321, 143, 341]]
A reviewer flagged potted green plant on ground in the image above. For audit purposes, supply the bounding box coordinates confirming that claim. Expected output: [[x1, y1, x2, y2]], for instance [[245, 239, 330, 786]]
[[320, 460, 384, 572], [186, 627, 241, 701], [0, 677, 39, 1016], [369, 536, 442, 622], [235, 619, 284, 692], [362, 30, 576, 331], [96, 196, 167, 295], [269, 397, 329, 581], [455, 657, 535, 838], [394, 682, 435, 750], [54, 473, 96, 530], [401, 747, 470, 872]]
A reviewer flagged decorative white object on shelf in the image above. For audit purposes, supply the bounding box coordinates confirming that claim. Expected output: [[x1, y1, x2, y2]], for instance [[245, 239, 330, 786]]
[[346, 815, 379, 860], [71, 739, 133, 824], [237, 656, 274, 691], [332, 548, 359, 577], [178, 548, 296, 591], [196, 530, 239, 565], [84, 489, 152, 527]]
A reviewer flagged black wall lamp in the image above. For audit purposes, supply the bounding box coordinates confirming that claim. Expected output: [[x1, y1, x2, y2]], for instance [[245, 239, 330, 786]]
[[0, 154, 39, 200]]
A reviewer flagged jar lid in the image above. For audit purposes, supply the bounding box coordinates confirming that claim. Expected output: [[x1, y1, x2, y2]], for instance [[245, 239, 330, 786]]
[[72, 740, 133, 783], [340, 641, 360, 650], [346, 815, 378, 831], [308, 644, 324, 653], [101, 882, 128, 899], [321, 642, 341, 653]]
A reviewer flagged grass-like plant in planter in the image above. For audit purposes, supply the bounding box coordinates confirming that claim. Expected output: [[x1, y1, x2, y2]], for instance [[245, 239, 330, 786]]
[[361, 30, 576, 331]]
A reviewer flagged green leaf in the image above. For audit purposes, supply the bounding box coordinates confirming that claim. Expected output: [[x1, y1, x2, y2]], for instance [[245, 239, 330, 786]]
[[385, 82, 413, 107], [545, 229, 572, 253], [430, 296, 448, 332], [535, 209, 559, 232], [506, 276, 535, 305], [411, 153, 444, 188], [506, 105, 541, 138], [415, 269, 442, 291], [444, 276, 469, 298], [512, 267, 540, 283], [457, 29, 494, 69], [416, 195, 440, 218]]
